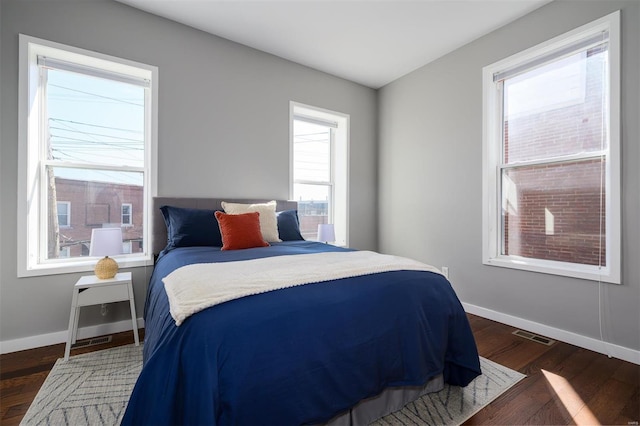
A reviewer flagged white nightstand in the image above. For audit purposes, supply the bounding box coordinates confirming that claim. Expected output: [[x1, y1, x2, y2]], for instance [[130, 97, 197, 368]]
[[64, 271, 140, 361]]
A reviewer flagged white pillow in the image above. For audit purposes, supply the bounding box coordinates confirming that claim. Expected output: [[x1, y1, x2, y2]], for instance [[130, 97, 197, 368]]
[[221, 200, 282, 242]]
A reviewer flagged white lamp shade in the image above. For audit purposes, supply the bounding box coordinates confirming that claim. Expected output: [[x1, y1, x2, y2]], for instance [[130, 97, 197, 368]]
[[90, 228, 123, 257], [317, 224, 336, 243]]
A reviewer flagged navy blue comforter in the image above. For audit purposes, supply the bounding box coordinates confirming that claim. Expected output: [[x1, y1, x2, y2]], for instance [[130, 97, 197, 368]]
[[122, 241, 480, 425]]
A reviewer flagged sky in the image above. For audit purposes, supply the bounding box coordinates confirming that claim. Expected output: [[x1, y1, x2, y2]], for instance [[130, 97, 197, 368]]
[[47, 68, 145, 186]]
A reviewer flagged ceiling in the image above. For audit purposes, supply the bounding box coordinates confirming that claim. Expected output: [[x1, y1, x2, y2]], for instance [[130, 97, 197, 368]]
[[116, 0, 552, 89]]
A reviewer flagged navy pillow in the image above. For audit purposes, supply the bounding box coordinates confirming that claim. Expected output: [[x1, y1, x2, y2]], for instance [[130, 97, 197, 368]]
[[277, 210, 305, 241], [160, 206, 223, 249]]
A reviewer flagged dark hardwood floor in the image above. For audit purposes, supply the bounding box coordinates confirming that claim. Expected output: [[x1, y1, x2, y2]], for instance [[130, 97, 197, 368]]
[[464, 315, 639, 425], [1, 316, 638, 425]]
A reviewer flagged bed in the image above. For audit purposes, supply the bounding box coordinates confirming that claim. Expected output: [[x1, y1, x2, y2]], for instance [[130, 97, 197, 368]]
[[122, 197, 481, 425]]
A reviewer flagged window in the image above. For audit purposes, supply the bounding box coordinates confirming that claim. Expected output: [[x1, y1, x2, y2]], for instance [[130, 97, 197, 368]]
[[122, 203, 133, 226], [18, 35, 158, 276], [290, 102, 349, 246], [59, 246, 71, 258], [57, 201, 71, 228], [482, 12, 620, 283]]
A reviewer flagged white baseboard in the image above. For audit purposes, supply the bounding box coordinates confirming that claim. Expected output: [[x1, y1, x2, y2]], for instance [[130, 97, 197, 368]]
[[4, 306, 639, 366], [463, 302, 640, 365], [0, 317, 145, 355]]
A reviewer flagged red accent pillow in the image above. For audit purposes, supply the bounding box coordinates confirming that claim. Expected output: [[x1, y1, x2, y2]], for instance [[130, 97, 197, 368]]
[[215, 211, 270, 250]]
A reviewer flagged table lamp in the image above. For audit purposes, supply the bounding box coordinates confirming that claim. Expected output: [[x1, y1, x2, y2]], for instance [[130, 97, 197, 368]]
[[90, 228, 123, 279], [317, 223, 335, 244]]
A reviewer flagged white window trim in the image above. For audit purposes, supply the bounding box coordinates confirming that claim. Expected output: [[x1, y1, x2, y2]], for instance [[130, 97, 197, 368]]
[[481, 11, 621, 284], [121, 203, 133, 227], [290, 101, 349, 247], [18, 34, 158, 277]]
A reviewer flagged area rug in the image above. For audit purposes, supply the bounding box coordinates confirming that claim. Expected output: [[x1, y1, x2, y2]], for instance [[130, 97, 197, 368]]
[[21, 344, 143, 425], [22, 345, 524, 425], [372, 357, 526, 425]]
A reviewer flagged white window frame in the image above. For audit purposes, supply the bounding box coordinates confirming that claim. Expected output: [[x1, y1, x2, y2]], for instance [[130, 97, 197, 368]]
[[18, 35, 158, 277], [482, 11, 621, 284], [290, 102, 349, 247], [57, 201, 71, 228], [121, 203, 133, 227]]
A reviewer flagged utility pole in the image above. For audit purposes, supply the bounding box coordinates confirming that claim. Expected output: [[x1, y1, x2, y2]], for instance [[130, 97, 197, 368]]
[[46, 128, 60, 259]]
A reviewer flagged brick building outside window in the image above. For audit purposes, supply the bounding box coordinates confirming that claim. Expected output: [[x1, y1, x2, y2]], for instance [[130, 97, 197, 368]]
[[54, 178, 143, 258]]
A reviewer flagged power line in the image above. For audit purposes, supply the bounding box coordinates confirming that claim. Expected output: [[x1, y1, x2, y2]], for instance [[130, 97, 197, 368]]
[[50, 135, 143, 150], [49, 84, 144, 107], [50, 127, 143, 143], [49, 118, 143, 134]]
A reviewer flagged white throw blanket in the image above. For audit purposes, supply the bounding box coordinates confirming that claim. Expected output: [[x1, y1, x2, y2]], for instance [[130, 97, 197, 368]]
[[163, 250, 443, 326]]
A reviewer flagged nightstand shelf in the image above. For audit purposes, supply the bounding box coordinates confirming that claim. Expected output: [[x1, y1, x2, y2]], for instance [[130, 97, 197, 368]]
[[64, 272, 139, 361]]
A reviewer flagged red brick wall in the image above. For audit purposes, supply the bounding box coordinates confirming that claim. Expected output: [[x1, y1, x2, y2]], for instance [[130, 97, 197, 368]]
[[503, 160, 606, 265], [299, 215, 327, 240], [297, 200, 329, 240]]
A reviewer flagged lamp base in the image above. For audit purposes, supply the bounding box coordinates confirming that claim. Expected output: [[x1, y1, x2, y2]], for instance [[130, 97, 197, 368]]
[[95, 256, 119, 279]]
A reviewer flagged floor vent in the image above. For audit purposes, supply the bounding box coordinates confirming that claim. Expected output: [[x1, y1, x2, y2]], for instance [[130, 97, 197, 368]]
[[512, 329, 555, 346], [71, 335, 112, 349]]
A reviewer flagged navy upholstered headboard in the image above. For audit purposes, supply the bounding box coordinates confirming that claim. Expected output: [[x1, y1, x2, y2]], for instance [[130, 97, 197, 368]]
[[151, 197, 298, 255]]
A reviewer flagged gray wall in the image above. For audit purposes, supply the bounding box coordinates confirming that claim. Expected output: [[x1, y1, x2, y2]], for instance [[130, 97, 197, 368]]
[[378, 0, 639, 352], [0, 0, 377, 344]]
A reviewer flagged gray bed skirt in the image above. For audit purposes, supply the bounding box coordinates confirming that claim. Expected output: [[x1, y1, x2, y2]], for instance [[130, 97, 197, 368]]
[[326, 374, 445, 425]]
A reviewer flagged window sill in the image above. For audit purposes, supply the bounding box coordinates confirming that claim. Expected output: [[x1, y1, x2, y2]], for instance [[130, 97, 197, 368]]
[[18, 254, 153, 278], [483, 255, 620, 285]]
